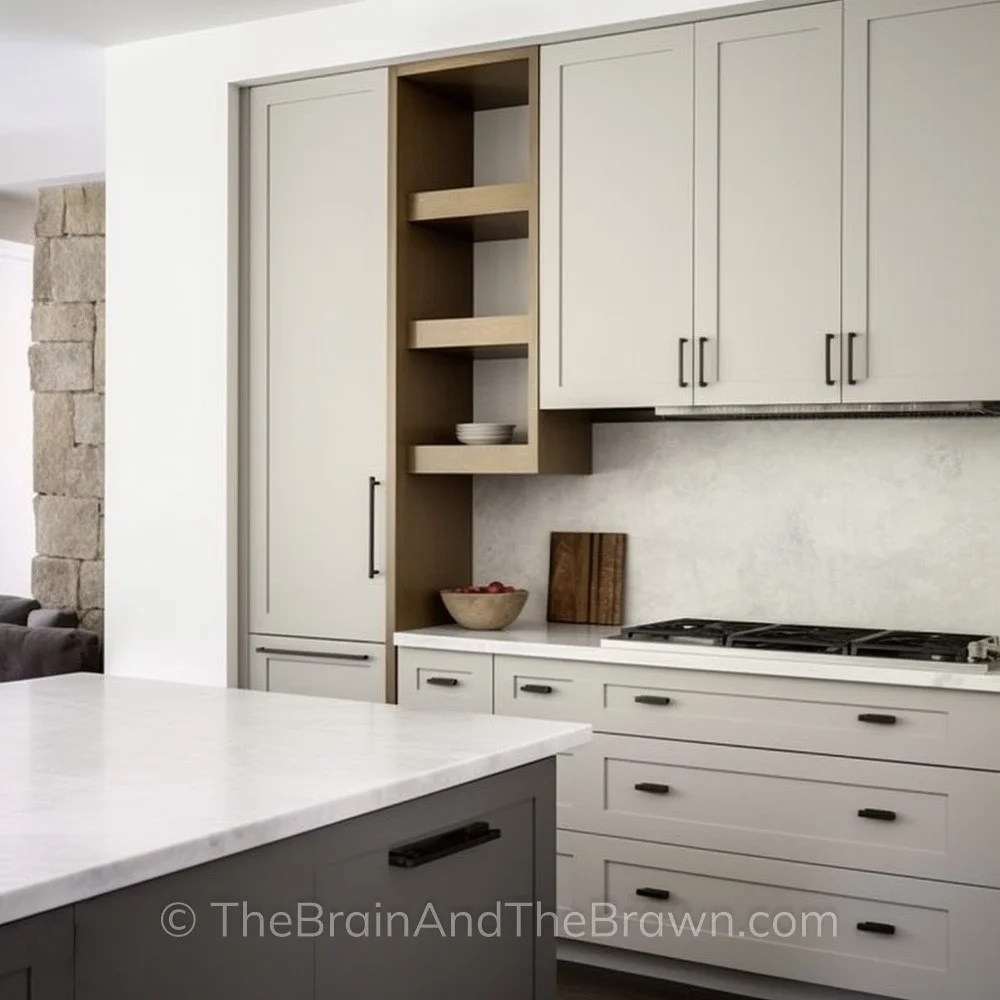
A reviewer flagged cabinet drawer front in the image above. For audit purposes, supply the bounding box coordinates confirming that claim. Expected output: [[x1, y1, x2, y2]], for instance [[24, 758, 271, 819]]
[[495, 655, 1000, 769], [250, 635, 385, 703], [573, 734, 1000, 886], [562, 832, 1000, 1000], [495, 658, 590, 722], [396, 648, 493, 713]]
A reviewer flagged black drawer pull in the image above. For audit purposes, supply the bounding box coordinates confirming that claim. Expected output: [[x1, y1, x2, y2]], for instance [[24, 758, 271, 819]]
[[857, 921, 896, 936], [389, 821, 500, 869], [255, 647, 370, 663], [635, 695, 672, 706], [858, 713, 897, 726], [858, 808, 897, 822], [634, 782, 671, 795], [520, 684, 554, 695], [426, 677, 460, 688], [636, 887, 672, 901]]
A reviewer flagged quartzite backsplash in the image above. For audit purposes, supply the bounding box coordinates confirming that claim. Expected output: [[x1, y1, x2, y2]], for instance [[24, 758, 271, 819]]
[[473, 419, 1000, 634]]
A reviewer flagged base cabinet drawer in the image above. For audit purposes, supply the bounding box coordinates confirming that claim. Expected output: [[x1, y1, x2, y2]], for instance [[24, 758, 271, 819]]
[[494, 654, 1000, 770], [396, 648, 493, 713], [560, 831, 1000, 1000], [567, 734, 1000, 887], [250, 635, 385, 703]]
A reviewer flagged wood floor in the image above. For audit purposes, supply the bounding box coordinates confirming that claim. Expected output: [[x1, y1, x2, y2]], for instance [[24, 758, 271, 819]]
[[557, 962, 743, 999]]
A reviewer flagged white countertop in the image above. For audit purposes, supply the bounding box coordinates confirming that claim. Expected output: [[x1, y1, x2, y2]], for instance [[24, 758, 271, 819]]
[[395, 622, 1000, 693], [0, 674, 589, 927]]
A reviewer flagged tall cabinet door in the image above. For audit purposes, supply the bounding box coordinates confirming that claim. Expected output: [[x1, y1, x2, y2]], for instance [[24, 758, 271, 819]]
[[843, 0, 1000, 402], [248, 71, 388, 643], [693, 4, 843, 406], [540, 27, 695, 409]]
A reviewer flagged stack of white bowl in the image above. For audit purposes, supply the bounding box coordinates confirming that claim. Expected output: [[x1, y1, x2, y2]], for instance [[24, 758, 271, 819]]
[[455, 422, 515, 445]]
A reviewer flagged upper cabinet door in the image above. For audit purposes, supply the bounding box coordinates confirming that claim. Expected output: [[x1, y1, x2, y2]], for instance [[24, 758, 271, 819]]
[[248, 71, 388, 643], [693, 4, 844, 406], [843, 0, 1000, 402], [540, 27, 695, 409]]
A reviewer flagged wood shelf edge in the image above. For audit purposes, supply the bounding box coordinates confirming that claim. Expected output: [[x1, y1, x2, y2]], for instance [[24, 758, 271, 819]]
[[409, 183, 530, 223], [409, 315, 532, 352]]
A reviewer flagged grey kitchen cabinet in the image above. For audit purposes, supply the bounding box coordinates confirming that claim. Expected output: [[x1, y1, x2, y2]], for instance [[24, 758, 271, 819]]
[[0, 908, 73, 1000], [842, 0, 1000, 402], [65, 761, 555, 1000], [246, 70, 388, 658]]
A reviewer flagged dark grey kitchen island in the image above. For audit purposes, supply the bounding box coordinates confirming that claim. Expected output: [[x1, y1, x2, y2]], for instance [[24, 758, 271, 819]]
[[0, 674, 589, 999]]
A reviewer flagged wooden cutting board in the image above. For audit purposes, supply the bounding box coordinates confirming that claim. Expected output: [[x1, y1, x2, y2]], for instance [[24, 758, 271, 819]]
[[547, 532, 626, 626]]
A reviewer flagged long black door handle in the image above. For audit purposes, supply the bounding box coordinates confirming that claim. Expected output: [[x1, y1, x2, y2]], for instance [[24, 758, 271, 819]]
[[426, 677, 460, 688], [636, 887, 672, 901], [634, 782, 671, 795], [368, 476, 382, 579], [857, 921, 896, 936], [847, 332, 860, 385], [389, 821, 500, 869], [255, 647, 370, 662], [520, 684, 554, 695], [634, 695, 672, 707], [678, 338, 690, 389], [859, 713, 897, 726], [825, 333, 837, 386], [698, 337, 709, 388], [858, 808, 897, 822]]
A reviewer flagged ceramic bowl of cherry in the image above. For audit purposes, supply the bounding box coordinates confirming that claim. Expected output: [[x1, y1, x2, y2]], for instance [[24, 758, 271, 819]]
[[440, 582, 528, 631]]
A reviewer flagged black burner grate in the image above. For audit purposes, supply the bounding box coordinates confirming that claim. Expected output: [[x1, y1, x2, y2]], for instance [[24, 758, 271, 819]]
[[851, 630, 986, 663], [619, 618, 772, 646], [727, 624, 888, 655]]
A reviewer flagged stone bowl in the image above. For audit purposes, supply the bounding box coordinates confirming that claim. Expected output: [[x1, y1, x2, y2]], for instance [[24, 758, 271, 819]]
[[440, 590, 529, 631]]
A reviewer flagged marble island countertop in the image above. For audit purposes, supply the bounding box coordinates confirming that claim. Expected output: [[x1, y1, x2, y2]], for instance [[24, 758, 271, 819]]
[[0, 674, 589, 927], [394, 622, 1000, 693]]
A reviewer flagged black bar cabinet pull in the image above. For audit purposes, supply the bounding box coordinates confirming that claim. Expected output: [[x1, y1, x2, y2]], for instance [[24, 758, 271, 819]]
[[698, 337, 709, 388], [634, 782, 671, 795], [825, 333, 837, 386], [847, 332, 859, 385], [678, 338, 690, 389], [426, 677, 460, 688], [858, 713, 897, 726], [634, 695, 672, 707], [636, 887, 672, 901], [520, 684, 554, 695], [389, 821, 500, 869], [858, 808, 897, 822], [255, 647, 370, 662], [857, 921, 896, 937], [367, 476, 382, 579]]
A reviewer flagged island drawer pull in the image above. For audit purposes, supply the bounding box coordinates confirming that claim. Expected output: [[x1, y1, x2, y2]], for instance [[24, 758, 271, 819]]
[[634, 782, 671, 795], [255, 647, 370, 663], [634, 695, 672, 706], [858, 713, 897, 726], [520, 684, 554, 695], [389, 821, 500, 869], [857, 921, 896, 936], [636, 887, 672, 901], [426, 677, 460, 688], [858, 808, 897, 822]]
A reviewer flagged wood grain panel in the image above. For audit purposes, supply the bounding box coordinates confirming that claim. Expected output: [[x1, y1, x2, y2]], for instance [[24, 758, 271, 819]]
[[547, 532, 625, 626]]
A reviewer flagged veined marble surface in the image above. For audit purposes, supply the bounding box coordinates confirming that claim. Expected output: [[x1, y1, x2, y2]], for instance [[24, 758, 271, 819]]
[[0, 674, 589, 927], [395, 622, 1000, 692]]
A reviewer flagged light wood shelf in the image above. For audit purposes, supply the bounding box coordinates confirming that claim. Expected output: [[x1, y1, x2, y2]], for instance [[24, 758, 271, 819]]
[[409, 183, 530, 241], [410, 444, 536, 475], [409, 315, 531, 357]]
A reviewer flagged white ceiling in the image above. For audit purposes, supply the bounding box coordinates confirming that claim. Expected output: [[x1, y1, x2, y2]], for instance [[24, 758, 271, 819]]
[[0, 0, 358, 45]]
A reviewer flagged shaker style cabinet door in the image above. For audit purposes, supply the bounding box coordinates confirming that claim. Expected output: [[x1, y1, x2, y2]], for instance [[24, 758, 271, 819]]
[[693, 3, 843, 406], [842, 0, 1000, 403], [540, 27, 695, 409], [247, 71, 388, 643]]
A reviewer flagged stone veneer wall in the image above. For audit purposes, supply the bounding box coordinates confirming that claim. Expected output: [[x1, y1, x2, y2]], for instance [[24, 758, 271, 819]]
[[28, 185, 105, 634]]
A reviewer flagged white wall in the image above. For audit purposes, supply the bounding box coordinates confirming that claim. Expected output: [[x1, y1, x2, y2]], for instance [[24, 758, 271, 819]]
[[0, 241, 35, 597], [105, 0, 777, 686], [475, 420, 1000, 635], [0, 197, 36, 245]]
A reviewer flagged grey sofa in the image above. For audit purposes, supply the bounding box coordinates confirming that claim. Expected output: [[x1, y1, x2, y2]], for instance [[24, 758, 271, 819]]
[[0, 596, 102, 683]]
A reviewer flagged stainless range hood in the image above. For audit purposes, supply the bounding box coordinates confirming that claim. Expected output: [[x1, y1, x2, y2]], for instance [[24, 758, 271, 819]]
[[651, 401, 1000, 420]]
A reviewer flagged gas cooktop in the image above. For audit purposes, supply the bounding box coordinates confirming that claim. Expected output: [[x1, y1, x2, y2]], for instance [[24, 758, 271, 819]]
[[613, 617, 999, 665]]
